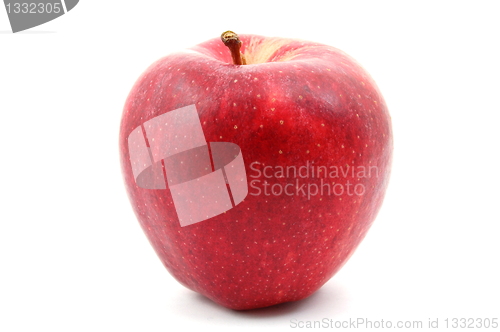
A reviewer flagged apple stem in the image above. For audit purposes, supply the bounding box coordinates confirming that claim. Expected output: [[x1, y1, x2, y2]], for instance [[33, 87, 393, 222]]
[[221, 31, 246, 65]]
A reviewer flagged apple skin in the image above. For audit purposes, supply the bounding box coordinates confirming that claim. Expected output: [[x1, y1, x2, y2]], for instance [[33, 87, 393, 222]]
[[119, 34, 392, 310]]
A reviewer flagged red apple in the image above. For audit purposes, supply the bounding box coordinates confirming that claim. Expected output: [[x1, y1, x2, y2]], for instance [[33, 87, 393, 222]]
[[119, 31, 392, 310]]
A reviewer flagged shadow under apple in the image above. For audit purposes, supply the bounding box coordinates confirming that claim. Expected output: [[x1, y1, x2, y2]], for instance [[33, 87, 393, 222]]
[[174, 281, 348, 320]]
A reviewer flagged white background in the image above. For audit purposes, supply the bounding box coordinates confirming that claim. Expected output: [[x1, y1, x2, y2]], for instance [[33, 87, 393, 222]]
[[1, 1, 499, 331]]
